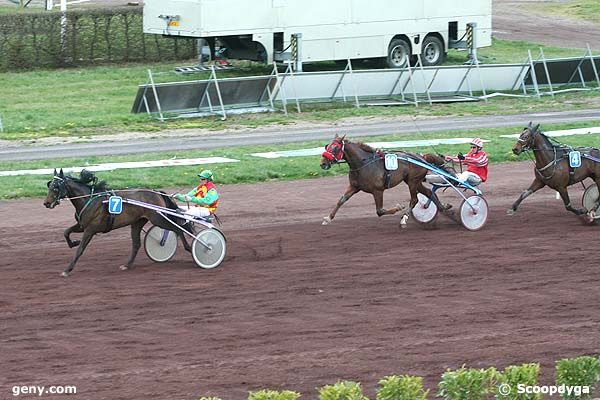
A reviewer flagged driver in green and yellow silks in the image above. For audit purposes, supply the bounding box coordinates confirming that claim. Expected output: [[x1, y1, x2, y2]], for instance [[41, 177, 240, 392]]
[[175, 169, 219, 217]]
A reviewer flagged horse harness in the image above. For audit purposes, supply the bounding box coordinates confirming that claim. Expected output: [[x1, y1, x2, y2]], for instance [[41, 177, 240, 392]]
[[51, 176, 116, 232], [520, 130, 580, 183], [79, 188, 118, 233], [345, 150, 396, 188]]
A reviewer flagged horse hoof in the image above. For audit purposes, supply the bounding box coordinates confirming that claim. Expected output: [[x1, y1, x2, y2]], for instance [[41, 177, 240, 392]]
[[322, 216, 332, 225], [443, 203, 453, 211], [119, 265, 129, 271], [68, 240, 80, 248], [586, 211, 596, 224], [400, 214, 409, 229], [506, 209, 515, 215], [61, 271, 70, 277]]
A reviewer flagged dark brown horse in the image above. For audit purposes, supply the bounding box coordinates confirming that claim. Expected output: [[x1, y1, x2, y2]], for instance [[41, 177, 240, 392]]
[[44, 169, 192, 277], [320, 134, 450, 225], [510, 122, 600, 219]]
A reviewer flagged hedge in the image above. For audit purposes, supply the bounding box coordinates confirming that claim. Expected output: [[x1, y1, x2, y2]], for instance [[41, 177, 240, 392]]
[[0, 7, 197, 71]]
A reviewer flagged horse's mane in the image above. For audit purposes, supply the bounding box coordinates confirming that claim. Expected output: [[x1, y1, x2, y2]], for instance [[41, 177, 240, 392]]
[[354, 141, 378, 153], [537, 129, 599, 154], [68, 170, 110, 192]]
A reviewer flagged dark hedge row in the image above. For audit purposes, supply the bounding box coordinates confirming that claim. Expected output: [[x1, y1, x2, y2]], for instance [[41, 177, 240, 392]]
[[0, 7, 197, 70]]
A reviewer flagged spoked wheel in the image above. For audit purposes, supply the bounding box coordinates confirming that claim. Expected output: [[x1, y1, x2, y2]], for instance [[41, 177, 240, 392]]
[[144, 225, 177, 263], [582, 183, 599, 212], [460, 195, 489, 231], [192, 228, 227, 269], [412, 193, 439, 224]]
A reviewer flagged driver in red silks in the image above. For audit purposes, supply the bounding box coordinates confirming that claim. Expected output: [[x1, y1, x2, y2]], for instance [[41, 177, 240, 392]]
[[445, 138, 489, 185]]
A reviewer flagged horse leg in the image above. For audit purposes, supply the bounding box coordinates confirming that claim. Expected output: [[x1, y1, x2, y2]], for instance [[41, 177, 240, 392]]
[[62, 230, 96, 277], [119, 219, 147, 271], [373, 190, 404, 217], [415, 182, 450, 210], [556, 187, 586, 215], [64, 223, 83, 248], [323, 185, 359, 225], [508, 178, 545, 214], [177, 226, 193, 253]]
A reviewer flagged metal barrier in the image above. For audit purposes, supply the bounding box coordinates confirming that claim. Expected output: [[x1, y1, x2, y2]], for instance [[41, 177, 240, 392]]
[[131, 47, 600, 120], [523, 45, 600, 97], [131, 66, 281, 121]]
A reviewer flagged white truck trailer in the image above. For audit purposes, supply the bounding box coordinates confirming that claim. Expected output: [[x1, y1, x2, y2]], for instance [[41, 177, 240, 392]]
[[143, 0, 492, 70]]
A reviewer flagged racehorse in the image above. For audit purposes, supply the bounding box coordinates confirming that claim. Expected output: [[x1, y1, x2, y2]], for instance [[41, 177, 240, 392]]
[[510, 122, 600, 219], [44, 169, 192, 277], [320, 134, 451, 225]]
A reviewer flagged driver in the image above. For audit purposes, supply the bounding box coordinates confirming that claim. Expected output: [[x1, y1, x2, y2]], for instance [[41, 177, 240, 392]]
[[174, 169, 219, 217], [445, 138, 488, 185]]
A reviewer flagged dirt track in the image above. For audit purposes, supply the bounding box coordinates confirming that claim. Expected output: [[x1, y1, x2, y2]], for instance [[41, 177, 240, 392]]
[[1, 162, 599, 399], [493, 0, 600, 50]]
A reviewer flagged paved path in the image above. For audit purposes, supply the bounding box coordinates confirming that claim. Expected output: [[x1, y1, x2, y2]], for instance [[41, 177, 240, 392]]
[[2, 109, 599, 161]]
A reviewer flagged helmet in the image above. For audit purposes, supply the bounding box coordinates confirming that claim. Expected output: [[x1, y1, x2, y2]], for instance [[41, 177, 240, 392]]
[[198, 170, 214, 181], [470, 138, 484, 149]]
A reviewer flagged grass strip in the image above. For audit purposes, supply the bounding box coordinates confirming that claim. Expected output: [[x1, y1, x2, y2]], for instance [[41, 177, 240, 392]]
[[2, 120, 599, 199]]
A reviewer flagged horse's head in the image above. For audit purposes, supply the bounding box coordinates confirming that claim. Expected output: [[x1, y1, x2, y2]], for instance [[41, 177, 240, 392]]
[[44, 169, 68, 209], [321, 134, 346, 170], [513, 122, 540, 155]]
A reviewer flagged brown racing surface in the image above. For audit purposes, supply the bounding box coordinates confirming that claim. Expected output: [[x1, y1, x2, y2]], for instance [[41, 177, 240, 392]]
[[1, 161, 599, 399]]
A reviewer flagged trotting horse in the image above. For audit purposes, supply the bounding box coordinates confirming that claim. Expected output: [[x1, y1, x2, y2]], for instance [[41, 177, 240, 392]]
[[44, 169, 192, 277], [510, 122, 600, 219], [320, 134, 450, 225]]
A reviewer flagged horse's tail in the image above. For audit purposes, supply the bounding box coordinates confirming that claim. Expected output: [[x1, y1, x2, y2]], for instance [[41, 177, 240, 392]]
[[156, 190, 190, 230], [422, 153, 446, 167], [159, 191, 179, 211], [422, 152, 458, 178]]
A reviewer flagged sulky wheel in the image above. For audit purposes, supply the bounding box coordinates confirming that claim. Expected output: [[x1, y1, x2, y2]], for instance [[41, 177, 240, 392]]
[[144, 225, 177, 263], [460, 195, 489, 231], [192, 228, 227, 269], [582, 183, 599, 212], [411, 193, 439, 224]]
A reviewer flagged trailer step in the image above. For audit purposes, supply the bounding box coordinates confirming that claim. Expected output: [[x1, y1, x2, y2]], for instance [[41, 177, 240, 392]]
[[175, 65, 233, 74]]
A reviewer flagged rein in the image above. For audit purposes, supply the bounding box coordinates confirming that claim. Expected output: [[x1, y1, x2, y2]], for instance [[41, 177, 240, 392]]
[[63, 188, 169, 201], [348, 153, 383, 172], [534, 146, 561, 180], [519, 129, 566, 181]]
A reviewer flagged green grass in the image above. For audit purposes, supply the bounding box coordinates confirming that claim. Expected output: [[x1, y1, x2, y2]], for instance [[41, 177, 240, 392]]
[[0, 5, 40, 14], [0, 38, 596, 140], [3, 120, 599, 200], [448, 38, 587, 65], [530, 0, 600, 24]]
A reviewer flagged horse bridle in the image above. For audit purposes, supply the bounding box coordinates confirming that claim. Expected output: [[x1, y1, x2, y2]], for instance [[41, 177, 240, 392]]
[[322, 138, 346, 167], [47, 176, 68, 206], [517, 127, 537, 152], [518, 127, 564, 180]]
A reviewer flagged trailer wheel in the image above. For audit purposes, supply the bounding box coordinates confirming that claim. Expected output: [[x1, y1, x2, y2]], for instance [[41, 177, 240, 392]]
[[421, 36, 445, 66], [387, 39, 411, 68]]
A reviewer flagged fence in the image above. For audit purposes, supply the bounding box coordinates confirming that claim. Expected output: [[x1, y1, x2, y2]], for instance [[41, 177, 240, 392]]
[[131, 48, 600, 120]]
